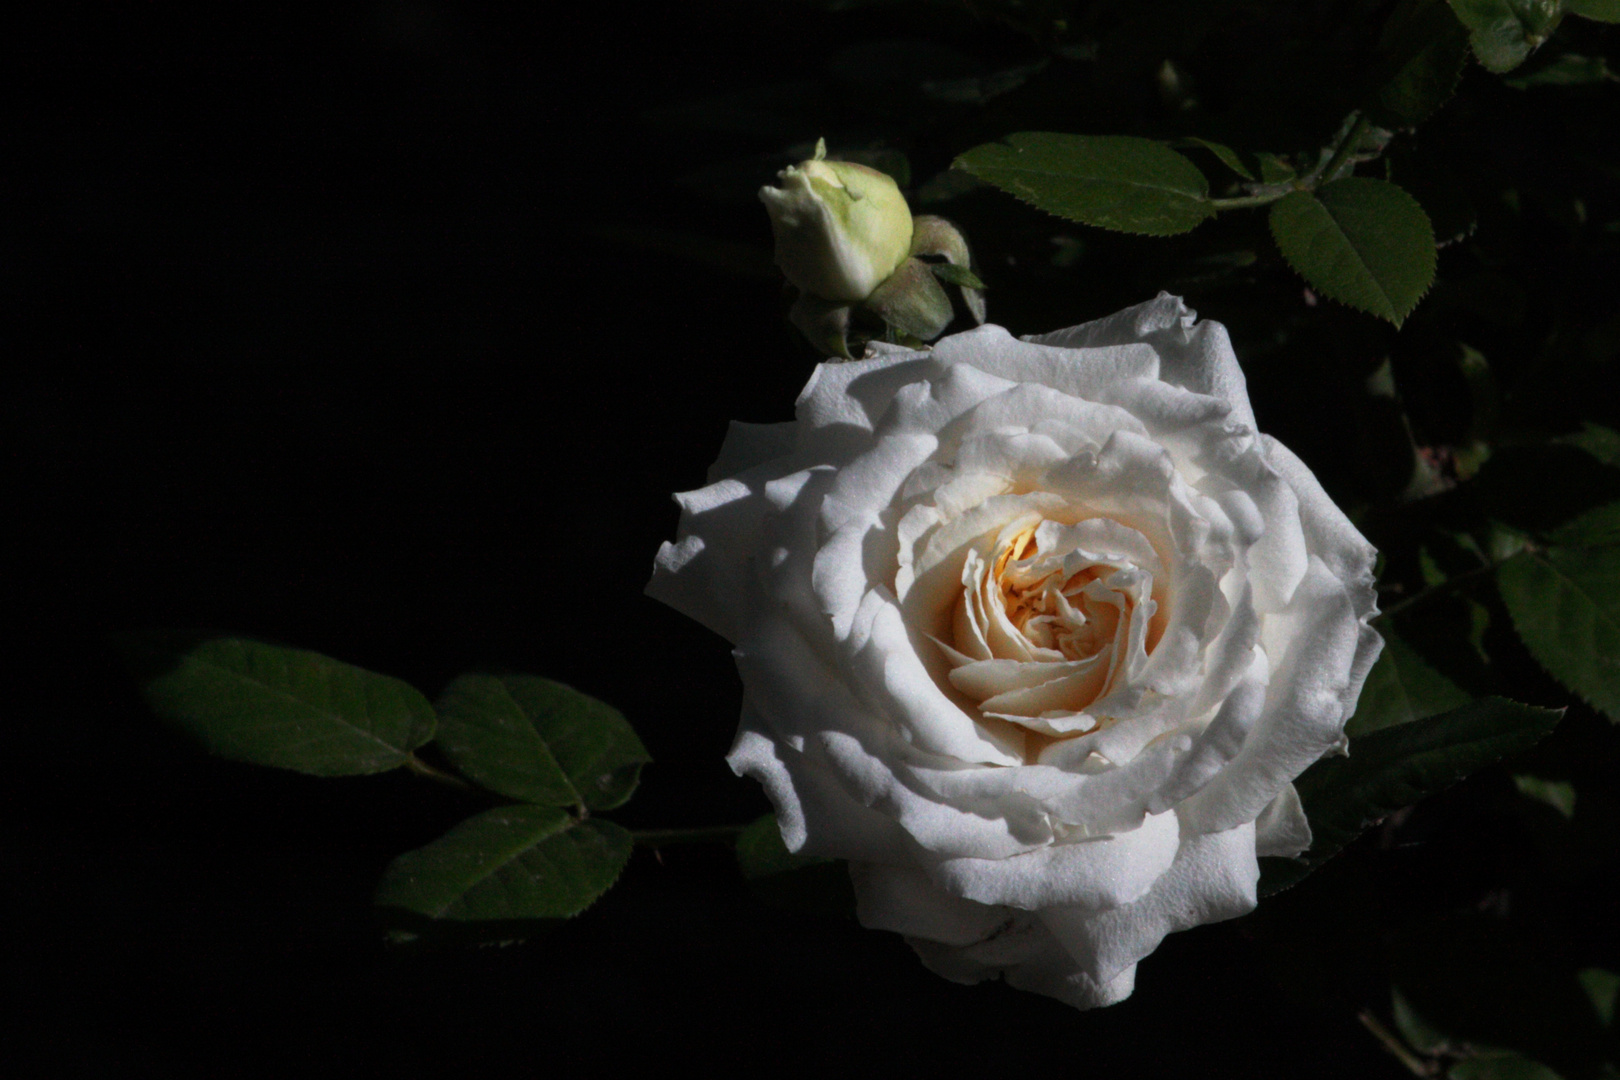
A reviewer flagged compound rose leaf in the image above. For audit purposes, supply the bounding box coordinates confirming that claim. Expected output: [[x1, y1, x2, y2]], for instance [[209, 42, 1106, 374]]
[[954, 133, 1215, 236], [1176, 137, 1257, 180], [1499, 501, 1620, 722], [1367, 0, 1471, 127], [1446, 0, 1564, 73], [1566, 0, 1620, 20], [1269, 178, 1436, 326], [376, 806, 632, 925], [128, 633, 435, 776], [1260, 696, 1562, 895], [437, 674, 651, 810], [1505, 53, 1618, 87], [1346, 625, 1470, 737]]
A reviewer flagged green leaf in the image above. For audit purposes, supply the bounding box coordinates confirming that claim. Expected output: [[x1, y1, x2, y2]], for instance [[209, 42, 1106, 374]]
[[736, 813, 856, 918], [1347, 626, 1470, 736], [127, 634, 435, 776], [954, 133, 1215, 236], [1577, 968, 1619, 1025], [1499, 501, 1620, 720], [1505, 53, 1618, 86], [376, 805, 631, 922], [1513, 774, 1577, 817], [1447, 0, 1564, 73], [1269, 178, 1437, 326], [1450, 1052, 1565, 1080], [1560, 423, 1620, 467], [1256, 153, 1297, 184], [437, 674, 651, 810], [1177, 137, 1256, 180], [1393, 988, 1451, 1054], [1369, 0, 1471, 127], [1565, 0, 1620, 21], [927, 261, 986, 290], [1259, 697, 1562, 895]]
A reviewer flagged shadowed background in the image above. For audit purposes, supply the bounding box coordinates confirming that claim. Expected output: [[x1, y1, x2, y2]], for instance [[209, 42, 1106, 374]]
[[10, 2, 1618, 1075]]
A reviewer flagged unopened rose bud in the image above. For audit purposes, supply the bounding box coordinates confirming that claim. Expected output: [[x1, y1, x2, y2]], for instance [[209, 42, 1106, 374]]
[[759, 139, 913, 303]]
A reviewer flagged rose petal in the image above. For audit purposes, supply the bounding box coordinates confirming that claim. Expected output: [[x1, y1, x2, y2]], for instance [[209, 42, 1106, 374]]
[[1039, 819, 1258, 984], [927, 807, 1181, 910]]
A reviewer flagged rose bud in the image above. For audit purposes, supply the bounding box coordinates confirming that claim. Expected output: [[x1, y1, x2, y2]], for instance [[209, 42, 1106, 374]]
[[759, 139, 914, 305]]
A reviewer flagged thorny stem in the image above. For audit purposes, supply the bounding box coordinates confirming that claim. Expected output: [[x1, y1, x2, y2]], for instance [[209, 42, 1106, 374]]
[[1314, 112, 1374, 186], [1207, 191, 1289, 210], [1357, 1010, 1435, 1077], [1203, 111, 1377, 215]]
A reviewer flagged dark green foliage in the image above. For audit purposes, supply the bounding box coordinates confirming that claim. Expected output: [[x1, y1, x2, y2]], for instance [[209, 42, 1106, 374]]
[[437, 674, 651, 810], [128, 634, 436, 776], [955, 133, 1215, 235], [1261, 698, 1562, 895], [1500, 503, 1620, 721], [376, 806, 633, 923], [1269, 178, 1437, 325]]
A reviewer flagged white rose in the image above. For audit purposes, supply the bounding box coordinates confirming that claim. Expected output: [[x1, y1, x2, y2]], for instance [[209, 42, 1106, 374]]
[[648, 294, 1382, 1009]]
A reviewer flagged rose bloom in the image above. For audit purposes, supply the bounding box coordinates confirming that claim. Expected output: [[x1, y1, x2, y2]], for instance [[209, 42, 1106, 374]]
[[648, 294, 1382, 1008]]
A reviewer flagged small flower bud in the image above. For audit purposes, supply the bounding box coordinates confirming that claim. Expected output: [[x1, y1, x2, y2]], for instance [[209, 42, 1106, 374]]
[[759, 139, 914, 303]]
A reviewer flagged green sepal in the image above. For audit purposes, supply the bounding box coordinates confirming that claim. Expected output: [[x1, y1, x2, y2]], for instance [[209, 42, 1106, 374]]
[[864, 256, 954, 343], [789, 293, 854, 359]]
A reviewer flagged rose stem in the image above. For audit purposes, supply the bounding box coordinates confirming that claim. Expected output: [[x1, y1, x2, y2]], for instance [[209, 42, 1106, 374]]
[[1356, 1010, 1433, 1077]]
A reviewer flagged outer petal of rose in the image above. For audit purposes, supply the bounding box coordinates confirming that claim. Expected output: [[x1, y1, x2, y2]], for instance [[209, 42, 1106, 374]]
[[1254, 782, 1312, 858], [1262, 433, 1384, 720], [817, 729, 1052, 858], [1024, 291, 1259, 434], [850, 862, 1011, 946], [938, 382, 1149, 461], [1262, 435, 1378, 602], [792, 351, 938, 462], [926, 807, 1180, 910], [734, 621, 1040, 856], [704, 420, 798, 484], [934, 322, 1164, 402], [1038, 820, 1258, 986], [1233, 451, 1310, 614], [727, 722, 914, 864], [812, 434, 939, 641], [881, 361, 1014, 439], [1091, 376, 1232, 438], [1175, 558, 1362, 834], [646, 478, 762, 645], [908, 918, 1139, 1010]]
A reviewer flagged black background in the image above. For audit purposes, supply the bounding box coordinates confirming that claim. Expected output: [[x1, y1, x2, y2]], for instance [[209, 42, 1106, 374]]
[[7, 3, 1501, 1074]]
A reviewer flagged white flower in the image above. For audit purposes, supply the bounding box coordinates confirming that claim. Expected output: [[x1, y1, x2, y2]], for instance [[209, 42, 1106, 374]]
[[648, 294, 1382, 1009], [760, 140, 913, 304]]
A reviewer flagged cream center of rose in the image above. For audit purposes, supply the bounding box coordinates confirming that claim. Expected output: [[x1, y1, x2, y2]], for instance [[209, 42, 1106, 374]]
[[934, 514, 1167, 739]]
